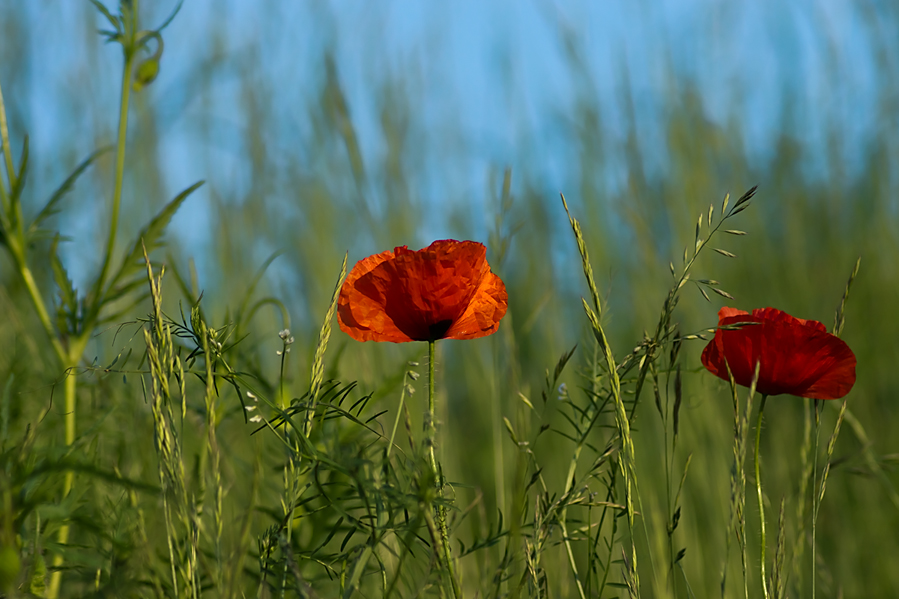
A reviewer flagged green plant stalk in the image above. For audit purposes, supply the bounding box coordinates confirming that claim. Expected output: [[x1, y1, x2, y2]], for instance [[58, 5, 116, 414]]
[[427, 340, 461, 599], [5, 244, 73, 552], [48, 37, 135, 599], [754, 395, 770, 599]]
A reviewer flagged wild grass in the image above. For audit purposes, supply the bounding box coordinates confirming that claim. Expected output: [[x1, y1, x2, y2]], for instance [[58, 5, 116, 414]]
[[1, 1, 898, 597]]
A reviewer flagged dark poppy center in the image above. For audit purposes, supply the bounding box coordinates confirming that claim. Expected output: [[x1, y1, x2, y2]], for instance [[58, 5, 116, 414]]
[[428, 319, 454, 341]]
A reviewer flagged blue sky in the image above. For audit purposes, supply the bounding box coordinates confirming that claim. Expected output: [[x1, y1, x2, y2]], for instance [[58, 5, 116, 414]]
[[2, 0, 891, 286]]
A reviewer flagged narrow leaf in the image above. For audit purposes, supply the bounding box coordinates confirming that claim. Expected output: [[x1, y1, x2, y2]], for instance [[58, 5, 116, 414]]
[[10, 134, 28, 202], [88, 0, 119, 30], [50, 236, 77, 315], [732, 185, 757, 209], [157, 0, 185, 32], [108, 180, 204, 293], [30, 146, 112, 235]]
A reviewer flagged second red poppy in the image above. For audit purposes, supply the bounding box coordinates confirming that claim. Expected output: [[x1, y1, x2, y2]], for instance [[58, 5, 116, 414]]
[[701, 307, 856, 400]]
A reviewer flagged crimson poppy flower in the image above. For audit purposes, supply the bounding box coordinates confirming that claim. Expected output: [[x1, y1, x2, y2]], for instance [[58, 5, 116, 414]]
[[337, 239, 508, 343], [701, 307, 856, 399]]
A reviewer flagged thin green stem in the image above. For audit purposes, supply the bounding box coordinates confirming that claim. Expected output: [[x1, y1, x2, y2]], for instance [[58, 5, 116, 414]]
[[811, 402, 820, 599], [559, 444, 587, 599], [427, 340, 439, 485], [427, 340, 461, 599], [96, 49, 134, 296], [16, 261, 67, 362], [754, 394, 770, 599]]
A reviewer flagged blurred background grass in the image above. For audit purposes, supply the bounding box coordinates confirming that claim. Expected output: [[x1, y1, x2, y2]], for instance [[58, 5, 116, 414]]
[[1, 0, 898, 596]]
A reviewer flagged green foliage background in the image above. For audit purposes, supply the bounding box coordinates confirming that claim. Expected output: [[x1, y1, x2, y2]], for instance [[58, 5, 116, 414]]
[[0, 1, 897, 597]]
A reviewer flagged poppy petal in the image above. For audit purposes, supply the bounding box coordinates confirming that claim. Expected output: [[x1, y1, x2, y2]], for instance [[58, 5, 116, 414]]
[[444, 270, 508, 340], [338, 247, 416, 342]]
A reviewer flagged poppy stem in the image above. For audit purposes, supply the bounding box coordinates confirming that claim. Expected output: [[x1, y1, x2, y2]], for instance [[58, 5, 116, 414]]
[[427, 339, 461, 599], [754, 394, 770, 599], [428, 340, 439, 478]]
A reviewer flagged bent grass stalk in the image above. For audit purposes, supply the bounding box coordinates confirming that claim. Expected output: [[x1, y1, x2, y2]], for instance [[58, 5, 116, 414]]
[[562, 193, 640, 597]]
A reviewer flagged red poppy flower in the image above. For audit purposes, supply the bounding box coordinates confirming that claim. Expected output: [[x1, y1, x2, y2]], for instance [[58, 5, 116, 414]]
[[337, 239, 508, 343], [701, 307, 856, 399]]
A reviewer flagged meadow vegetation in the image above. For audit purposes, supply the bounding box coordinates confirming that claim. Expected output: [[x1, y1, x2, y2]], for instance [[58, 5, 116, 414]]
[[0, 2, 897, 597]]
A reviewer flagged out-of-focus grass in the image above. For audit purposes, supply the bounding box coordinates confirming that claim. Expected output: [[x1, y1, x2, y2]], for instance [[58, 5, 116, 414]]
[[1, 2, 897, 597]]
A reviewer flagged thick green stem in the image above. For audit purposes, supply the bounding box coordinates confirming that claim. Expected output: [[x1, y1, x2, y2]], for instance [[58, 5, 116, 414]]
[[47, 365, 79, 599], [427, 340, 461, 599], [754, 395, 769, 599]]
